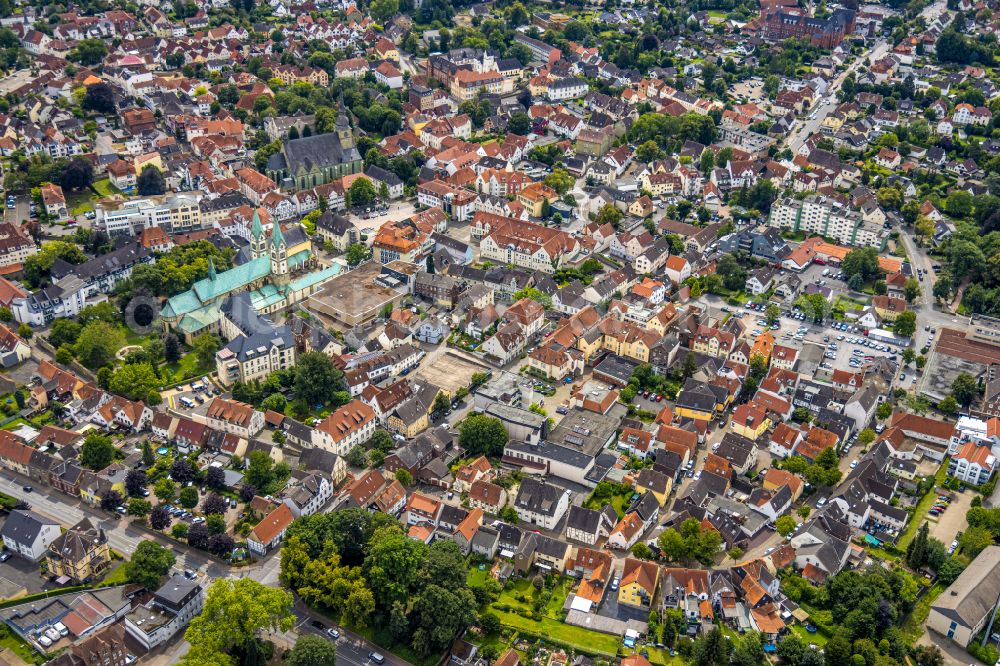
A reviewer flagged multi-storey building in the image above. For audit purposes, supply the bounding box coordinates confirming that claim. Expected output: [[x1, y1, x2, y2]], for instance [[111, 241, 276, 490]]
[[768, 195, 885, 248], [95, 192, 204, 237]]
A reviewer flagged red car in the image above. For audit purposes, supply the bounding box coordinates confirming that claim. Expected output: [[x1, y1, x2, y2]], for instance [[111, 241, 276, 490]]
[[655, 395, 664, 402]]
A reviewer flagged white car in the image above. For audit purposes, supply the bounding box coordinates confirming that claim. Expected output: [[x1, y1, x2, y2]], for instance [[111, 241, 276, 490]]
[[850, 460, 858, 469]]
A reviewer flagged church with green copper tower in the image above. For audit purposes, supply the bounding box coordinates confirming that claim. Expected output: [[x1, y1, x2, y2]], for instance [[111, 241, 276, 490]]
[[160, 212, 342, 341]]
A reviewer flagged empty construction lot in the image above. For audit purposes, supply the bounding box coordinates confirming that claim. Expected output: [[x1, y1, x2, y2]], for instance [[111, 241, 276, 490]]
[[415, 349, 490, 394]]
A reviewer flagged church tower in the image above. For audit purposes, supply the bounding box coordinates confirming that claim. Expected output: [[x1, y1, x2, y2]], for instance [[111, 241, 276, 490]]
[[250, 211, 267, 259], [270, 221, 289, 288], [336, 98, 354, 151]]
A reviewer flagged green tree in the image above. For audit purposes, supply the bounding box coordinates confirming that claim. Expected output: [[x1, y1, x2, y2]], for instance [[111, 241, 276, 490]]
[[364, 525, 428, 609], [458, 414, 508, 457], [893, 310, 917, 338], [939, 395, 958, 416], [952, 373, 980, 407], [192, 333, 220, 369], [876, 402, 893, 420], [346, 243, 369, 267], [285, 635, 337, 666], [154, 475, 178, 501], [716, 254, 747, 292], [137, 165, 166, 196], [124, 541, 176, 589], [858, 428, 876, 445], [776, 633, 806, 666], [80, 433, 116, 470], [294, 352, 345, 406], [179, 486, 199, 509], [74, 322, 125, 369], [542, 168, 574, 196], [764, 303, 781, 326], [348, 178, 377, 208], [903, 278, 920, 303], [775, 515, 797, 537], [69, 38, 108, 66], [108, 363, 161, 401], [842, 247, 880, 282], [636, 140, 665, 163], [369, 0, 398, 21], [182, 578, 294, 663], [959, 526, 994, 558], [395, 468, 413, 486], [593, 204, 623, 228], [127, 498, 151, 517]]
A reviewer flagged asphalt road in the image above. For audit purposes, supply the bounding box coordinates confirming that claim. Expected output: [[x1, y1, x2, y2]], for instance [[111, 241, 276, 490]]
[[786, 0, 948, 154], [0, 470, 288, 584], [293, 599, 412, 666]]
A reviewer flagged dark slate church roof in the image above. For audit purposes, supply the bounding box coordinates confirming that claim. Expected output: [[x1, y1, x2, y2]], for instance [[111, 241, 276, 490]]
[[267, 132, 361, 174]]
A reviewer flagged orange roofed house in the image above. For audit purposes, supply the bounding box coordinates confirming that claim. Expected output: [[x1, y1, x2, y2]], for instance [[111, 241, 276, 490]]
[[205, 397, 264, 439], [248, 502, 294, 556], [312, 399, 376, 455]]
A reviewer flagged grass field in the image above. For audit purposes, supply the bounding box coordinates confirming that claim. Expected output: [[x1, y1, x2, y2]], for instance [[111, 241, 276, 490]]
[[790, 624, 828, 646], [161, 353, 203, 386], [899, 462, 949, 550], [101, 563, 130, 586], [583, 486, 636, 519], [645, 647, 685, 666], [491, 610, 620, 657], [901, 583, 944, 643], [92, 179, 121, 198], [0, 627, 44, 665]]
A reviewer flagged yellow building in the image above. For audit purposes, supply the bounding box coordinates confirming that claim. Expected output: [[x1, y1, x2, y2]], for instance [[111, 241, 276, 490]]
[[516, 182, 559, 217], [47, 518, 112, 583], [821, 115, 844, 134], [133, 152, 164, 176], [618, 557, 659, 609], [730, 403, 771, 440], [635, 469, 672, 506]]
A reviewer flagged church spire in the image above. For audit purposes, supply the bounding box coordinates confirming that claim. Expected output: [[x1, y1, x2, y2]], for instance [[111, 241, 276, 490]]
[[208, 257, 217, 281], [250, 210, 267, 259], [251, 210, 264, 239], [336, 96, 350, 130], [271, 221, 286, 249]]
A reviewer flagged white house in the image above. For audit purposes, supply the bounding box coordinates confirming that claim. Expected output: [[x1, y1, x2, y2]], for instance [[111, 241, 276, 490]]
[[125, 575, 205, 650], [0, 510, 61, 561], [513, 478, 570, 530]]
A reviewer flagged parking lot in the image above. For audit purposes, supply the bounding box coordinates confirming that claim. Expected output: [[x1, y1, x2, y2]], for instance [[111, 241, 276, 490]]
[[927, 489, 973, 550], [733, 302, 903, 375], [163, 378, 224, 413]]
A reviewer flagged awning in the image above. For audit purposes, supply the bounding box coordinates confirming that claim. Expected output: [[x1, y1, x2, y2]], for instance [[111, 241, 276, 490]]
[[55, 575, 71, 585], [499, 549, 514, 558], [570, 596, 592, 613]]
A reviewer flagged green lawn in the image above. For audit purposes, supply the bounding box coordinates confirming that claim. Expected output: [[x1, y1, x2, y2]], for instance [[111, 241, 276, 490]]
[[161, 352, 203, 386], [66, 188, 94, 215], [899, 465, 948, 550], [496, 578, 537, 612], [645, 647, 684, 666], [791, 624, 828, 646], [901, 583, 944, 643], [101, 563, 129, 586], [467, 566, 489, 588], [92, 179, 121, 198], [491, 610, 620, 657], [0, 625, 45, 664], [583, 487, 636, 519]]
